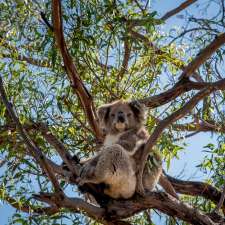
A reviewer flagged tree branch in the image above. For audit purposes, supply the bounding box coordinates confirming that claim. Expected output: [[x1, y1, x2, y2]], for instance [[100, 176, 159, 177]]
[[129, 29, 204, 82], [137, 78, 225, 194], [37, 123, 80, 176], [51, 0, 102, 142], [166, 175, 225, 210], [107, 192, 215, 225], [33, 192, 106, 223], [1, 53, 51, 68], [180, 33, 225, 79], [117, 38, 131, 80], [139, 78, 207, 108], [160, 0, 198, 21], [0, 191, 59, 215], [0, 76, 62, 193], [213, 182, 225, 213]]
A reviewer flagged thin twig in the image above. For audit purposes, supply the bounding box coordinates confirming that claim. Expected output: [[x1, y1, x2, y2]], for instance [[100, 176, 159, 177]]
[[160, 0, 198, 21], [180, 33, 225, 79]]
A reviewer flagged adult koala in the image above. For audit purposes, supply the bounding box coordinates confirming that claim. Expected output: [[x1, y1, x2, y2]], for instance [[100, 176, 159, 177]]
[[77, 100, 177, 199]]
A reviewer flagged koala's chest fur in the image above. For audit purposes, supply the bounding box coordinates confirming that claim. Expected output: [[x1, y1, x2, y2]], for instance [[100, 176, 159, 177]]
[[104, 133, 122, 146]]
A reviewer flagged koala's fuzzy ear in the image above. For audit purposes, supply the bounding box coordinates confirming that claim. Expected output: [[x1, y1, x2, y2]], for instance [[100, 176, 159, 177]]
[[129, 101, 146, 122], [97, 104, 111, 123]]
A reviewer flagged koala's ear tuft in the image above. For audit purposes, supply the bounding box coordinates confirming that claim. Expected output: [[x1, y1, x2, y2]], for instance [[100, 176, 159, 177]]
[[97, 105, 110, 123], [129, 101, 146, 122]]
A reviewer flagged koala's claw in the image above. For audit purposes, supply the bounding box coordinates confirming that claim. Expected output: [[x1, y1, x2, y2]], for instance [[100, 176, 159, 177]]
[[136, 185, 146, 196], [76, 177, 85, 186]]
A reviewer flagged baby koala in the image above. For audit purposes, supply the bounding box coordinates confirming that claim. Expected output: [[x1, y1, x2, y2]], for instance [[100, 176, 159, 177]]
[[77, 100, 162, 199]]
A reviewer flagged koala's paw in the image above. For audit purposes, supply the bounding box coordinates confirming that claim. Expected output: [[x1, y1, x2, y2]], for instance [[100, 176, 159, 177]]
[[76, 177, 87, 187], [79, 164, 92, 177], [136, 184, 146, 196]]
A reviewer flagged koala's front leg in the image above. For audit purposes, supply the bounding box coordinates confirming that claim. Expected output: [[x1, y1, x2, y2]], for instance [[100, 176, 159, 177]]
[[136, 166, 146, 196], [77, 154, 102, 186]]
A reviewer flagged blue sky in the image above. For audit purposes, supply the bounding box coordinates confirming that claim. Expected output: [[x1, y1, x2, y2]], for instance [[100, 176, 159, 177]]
[[0, 0, 220, 224]]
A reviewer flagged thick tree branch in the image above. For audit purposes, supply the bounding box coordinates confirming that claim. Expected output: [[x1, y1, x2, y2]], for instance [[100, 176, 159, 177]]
[[33, 191, 218, 225], [33, 192, 106, 223], [51, 0, 102, 142], [160, 0, 198, 21], [107, 192, 215, 225], [139, 78, 207, 108], [0, 76, 62, 193], [138, 31, 225, 108], [166, 175, 225, 210]]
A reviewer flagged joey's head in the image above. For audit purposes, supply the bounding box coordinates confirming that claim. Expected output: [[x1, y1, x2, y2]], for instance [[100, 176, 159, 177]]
[[97, 100, 146, 134]]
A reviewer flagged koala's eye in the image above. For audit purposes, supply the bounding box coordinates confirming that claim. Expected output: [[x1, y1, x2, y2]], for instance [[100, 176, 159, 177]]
[[127, 113, 132, 117], [111, 113, 115, 117]]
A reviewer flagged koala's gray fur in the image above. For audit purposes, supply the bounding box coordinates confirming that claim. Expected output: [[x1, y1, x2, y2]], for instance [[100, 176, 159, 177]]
[[77, 100, 162, 199]]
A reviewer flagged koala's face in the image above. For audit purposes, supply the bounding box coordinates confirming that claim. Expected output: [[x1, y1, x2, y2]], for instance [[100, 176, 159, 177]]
[[98, 100, 146, 134]]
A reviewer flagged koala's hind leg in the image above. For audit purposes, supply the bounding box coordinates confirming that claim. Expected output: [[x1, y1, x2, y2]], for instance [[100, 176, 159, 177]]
[[142, 151, 163, 192]]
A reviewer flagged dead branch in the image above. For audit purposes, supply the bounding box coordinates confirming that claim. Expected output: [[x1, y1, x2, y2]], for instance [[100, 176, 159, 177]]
[[51, 0, 102, 142], [160, 0, 198, 21]]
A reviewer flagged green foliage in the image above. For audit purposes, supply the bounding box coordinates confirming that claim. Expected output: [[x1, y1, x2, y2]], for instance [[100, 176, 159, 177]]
[[0, 0, 225, 224]]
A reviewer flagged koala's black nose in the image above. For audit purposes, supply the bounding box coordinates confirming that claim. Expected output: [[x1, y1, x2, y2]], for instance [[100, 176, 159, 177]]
[[118, 112, 125, 122]]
